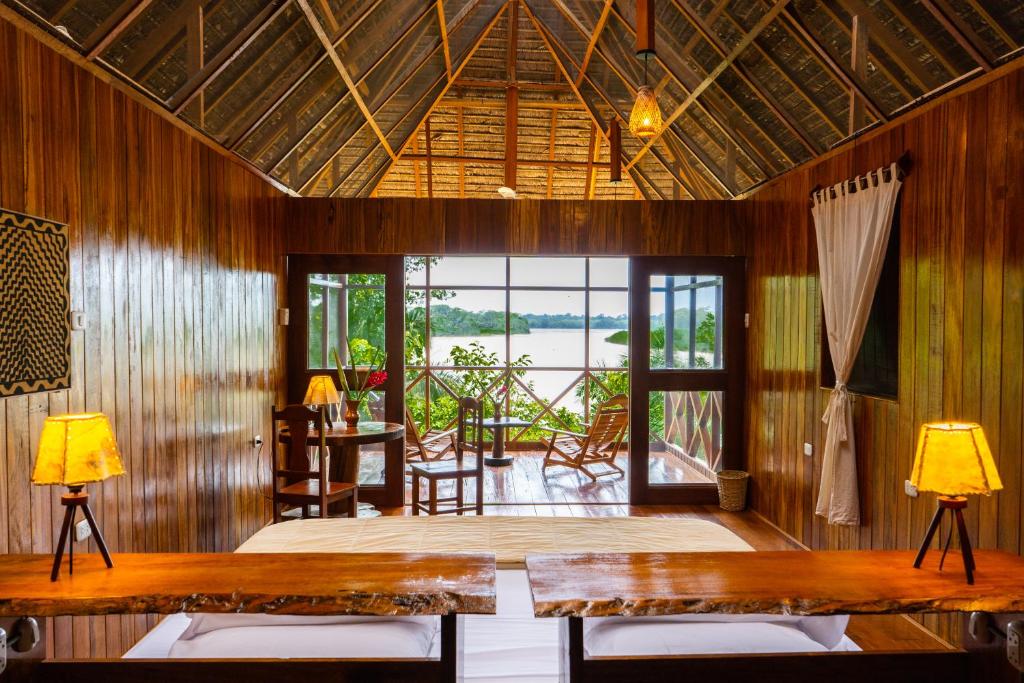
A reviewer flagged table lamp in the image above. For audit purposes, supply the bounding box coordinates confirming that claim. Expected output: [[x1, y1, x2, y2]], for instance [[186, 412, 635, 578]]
[[32, 413, 124, 581], [910, 422, 1002, 584], [304, 374, 340, 428]]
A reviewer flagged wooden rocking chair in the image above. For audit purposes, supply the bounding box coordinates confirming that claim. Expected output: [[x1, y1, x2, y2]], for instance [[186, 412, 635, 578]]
[[541, 404, 628, 481], [405, 406, 457, 463]]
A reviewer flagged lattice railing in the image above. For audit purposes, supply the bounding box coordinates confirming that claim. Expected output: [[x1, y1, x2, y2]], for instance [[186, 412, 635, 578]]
[[663, 390, 723, 473]]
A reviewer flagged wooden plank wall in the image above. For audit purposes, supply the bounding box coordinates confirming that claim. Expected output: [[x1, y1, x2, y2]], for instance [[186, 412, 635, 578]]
[[283, 198, 746, 256], [0, 18, 285, 657], [741, 63, 1024, 643]]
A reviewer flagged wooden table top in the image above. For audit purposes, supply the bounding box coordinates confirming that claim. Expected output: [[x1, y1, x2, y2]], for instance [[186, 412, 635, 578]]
[[526, 550, 1024, 618], [0, 552, 496, 618], [282, 421, 404, 446]]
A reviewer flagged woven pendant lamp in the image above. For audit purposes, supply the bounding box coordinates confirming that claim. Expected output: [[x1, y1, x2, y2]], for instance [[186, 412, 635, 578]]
[[629, 1, 661, 139]]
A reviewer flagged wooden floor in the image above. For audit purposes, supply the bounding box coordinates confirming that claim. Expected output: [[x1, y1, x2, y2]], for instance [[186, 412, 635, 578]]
[[360, 450, 708, 506]]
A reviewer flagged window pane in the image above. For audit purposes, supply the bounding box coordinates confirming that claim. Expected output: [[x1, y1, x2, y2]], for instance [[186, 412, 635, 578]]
[[649, 275, 723, 370], [510, 257, 585, 287], [430, 256, 506, 286], [405, 256, 427, 286], [588, 257, 628, 288], [510, 290, 585, 367], [307, 273, 386, 369], [649, 390, 723, 484], [589, 291, 628, 368], [508, 370, 585, 441], [429, 289, 507, 365]]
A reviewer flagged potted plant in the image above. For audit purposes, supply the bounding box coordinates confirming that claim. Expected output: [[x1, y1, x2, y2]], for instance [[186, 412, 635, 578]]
[[332, 341, 387, 429]]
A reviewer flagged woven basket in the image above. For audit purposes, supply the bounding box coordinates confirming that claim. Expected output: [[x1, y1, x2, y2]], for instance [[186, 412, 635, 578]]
[[716, 470, 750, 512]]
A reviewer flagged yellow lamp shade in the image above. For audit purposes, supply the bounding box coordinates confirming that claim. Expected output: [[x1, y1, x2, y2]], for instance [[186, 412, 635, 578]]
[[304, 375, 340, 405], [32, 413, 125, 487], [910, 422, 1002, 496], [629, 85, 662, 139]]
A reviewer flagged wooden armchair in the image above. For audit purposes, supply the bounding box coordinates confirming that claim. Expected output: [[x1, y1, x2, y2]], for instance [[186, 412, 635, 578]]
[[405, 406, 457, 463], [540, 403, 628, 481], [271, 404, 357, 522]]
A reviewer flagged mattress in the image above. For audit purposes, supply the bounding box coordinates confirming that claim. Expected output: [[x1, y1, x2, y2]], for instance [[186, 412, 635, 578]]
[[235, 515, 755, 568]]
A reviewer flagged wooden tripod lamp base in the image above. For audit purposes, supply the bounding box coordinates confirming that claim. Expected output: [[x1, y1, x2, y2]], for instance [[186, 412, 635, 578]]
[[51, 486, 114, 582], [913, 496, 975, 585]]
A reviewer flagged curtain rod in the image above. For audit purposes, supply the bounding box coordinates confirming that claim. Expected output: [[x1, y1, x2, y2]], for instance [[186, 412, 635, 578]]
[[808, 151, 911, 202]]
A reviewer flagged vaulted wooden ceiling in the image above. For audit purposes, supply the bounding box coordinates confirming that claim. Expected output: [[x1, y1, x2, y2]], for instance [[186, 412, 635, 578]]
[[9, 0, 1023, 199]]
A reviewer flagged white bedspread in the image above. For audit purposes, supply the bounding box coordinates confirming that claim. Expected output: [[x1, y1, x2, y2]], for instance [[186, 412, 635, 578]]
[[235, 515, 755, 567]]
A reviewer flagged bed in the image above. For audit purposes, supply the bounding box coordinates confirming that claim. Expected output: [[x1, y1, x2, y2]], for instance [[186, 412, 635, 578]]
[[125, 516, 856, 681]]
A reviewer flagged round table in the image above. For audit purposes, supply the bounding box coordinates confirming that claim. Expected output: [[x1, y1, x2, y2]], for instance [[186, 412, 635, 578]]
[[280, 421, 404, 513], [481, 417, 532, 467]]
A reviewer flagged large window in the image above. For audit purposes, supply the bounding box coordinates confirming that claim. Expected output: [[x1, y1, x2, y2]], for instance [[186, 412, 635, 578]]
[[405, 256, 629, 444]]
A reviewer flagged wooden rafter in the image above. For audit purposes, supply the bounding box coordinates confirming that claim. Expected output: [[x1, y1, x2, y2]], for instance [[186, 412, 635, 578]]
[[452, 78, 571, 92], [546, 108, 557, 198], [962, 0, 1014, 49], [626, 0, 791, 170], [425, 117, 434, 198], [504, 0, 519, 189], [836, 0, 935, 92], [457, 103, 466, 197], [583, 122, 597, 199], [271, 1, 438, 175], [849, 14, 868, 134], [297, 0, 395, 158], [118, 0, 210, 77], [520, 2, 655, 198], [601, 5, 776, 179], [85, 0, 156, 59], [575, 0, 613, 88], [778, 4, 886, 122], [437, 0, 452, 77], [919, 0, 995, 71], [668, 0, 820, 156], [228, 0, 389, 147], [402, 155, 610, 169], [368, 3, 506, 196], [170, 0, 289, 113], [538, 1, 731, 197]]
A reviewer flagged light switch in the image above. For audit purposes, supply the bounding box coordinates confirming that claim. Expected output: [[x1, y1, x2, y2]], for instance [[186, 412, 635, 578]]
[[70, 311, 87, 330], [803, 442, 813, 457]]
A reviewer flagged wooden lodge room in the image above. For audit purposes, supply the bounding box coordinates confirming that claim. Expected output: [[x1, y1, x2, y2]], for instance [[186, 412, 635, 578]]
[[1, 0, 1024, 681]]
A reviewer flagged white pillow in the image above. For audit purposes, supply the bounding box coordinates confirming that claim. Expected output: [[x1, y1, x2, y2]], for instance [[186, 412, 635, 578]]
[[168, 620, 438, 659], [179, 613, 436, 640], [584, 614, 849, 650], [585, 620, 829, 657]]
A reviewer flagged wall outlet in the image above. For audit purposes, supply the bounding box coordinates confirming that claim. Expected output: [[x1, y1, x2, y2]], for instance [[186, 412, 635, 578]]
[[70, 311, 87, 330], [1008, 621, 1024, 672], [803, 442, 813, 457], [75, 518, 92, 543], [251, 435, 263, 448], [905, 480, 919, 498]]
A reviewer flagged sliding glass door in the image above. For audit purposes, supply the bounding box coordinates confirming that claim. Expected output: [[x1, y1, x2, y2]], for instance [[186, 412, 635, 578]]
[[629, 257, 746, 505]]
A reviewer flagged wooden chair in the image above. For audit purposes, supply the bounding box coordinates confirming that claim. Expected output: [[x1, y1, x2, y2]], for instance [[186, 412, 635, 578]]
[[271, 404, 357, 523], [405, 406, 457, 463], [410, 397, 485, 515], [540, 403, 628, 481]]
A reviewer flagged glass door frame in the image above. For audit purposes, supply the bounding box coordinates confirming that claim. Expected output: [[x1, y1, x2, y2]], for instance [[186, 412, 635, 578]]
[[287, 254, 406, 507], [629, 256, 746, 505]]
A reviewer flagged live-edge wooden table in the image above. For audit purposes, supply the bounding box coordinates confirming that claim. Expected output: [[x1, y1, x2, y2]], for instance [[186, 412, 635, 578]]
[[0, 551, 496, 683], [526, 549, 1024, 683]]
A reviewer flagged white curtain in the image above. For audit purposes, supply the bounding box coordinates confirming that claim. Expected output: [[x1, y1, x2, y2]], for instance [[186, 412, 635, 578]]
[[812, 163, 902, 526]]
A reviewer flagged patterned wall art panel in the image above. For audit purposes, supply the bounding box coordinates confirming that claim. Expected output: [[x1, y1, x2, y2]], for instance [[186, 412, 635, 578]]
[[0, 208, 70, 397]]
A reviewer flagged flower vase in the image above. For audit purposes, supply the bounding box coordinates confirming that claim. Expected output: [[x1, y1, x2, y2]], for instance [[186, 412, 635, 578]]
[[494, 401, 502, 421], [344, 399, 361, 429]]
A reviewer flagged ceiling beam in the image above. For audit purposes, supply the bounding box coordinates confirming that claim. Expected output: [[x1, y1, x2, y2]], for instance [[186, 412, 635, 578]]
[[458, 104, 466, 197], [626, 0, 791, 170], [504, 0, 519, 189], [963, 0, 1014, 50], [523, 1, 705, 198], [85, 0, 156, 59], [227, 0, 389, 148], [849, 14, 868, 134], [778, 4, 886, 123], [117, 0, 209, 77], [425, 117, 435, 198], [546, 108, 557, 198], [919, 0, 995, 71], [836, 0, 934, 92], [402, 154, 610, 169], [583, 122, 597, 199], [575, 0, 613, 88], [668, 0, 821, 157], [541, 1, 733, 195], [453, 78, 572, 92], [368, 3, 505, 196], [437, 0, 453, 77], [169, 0, 289, 113], [296, 0, 395, 158]]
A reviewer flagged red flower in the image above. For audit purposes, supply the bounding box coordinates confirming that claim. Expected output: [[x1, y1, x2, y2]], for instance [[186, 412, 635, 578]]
[[367, 370, 388, 388], [496, 384, 509, 396]]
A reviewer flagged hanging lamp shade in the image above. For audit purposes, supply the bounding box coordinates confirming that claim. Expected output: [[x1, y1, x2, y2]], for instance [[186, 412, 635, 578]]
[[629, 85, 662, 138]]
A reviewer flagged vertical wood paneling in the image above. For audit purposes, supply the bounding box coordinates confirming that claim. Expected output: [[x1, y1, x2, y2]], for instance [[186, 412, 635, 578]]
[[0, 18, 284, 657], [742, 63, 1024, 643]]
